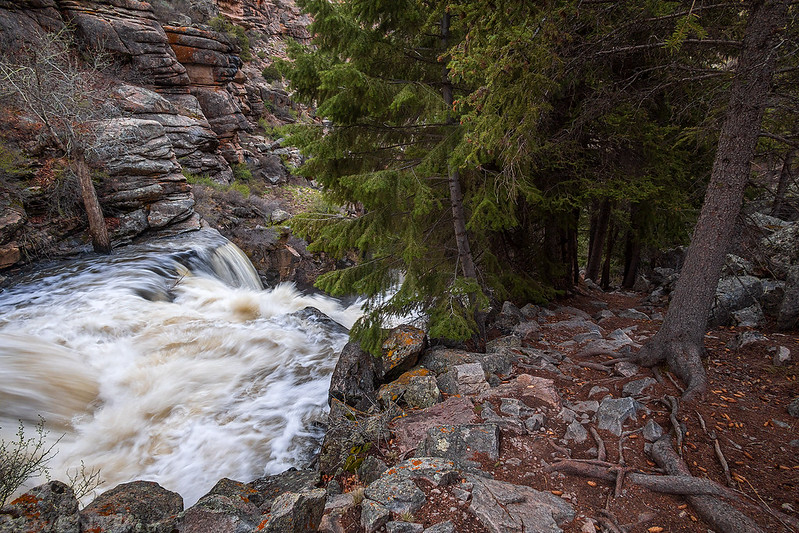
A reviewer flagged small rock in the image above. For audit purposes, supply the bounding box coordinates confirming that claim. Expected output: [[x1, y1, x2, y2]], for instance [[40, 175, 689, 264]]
[[614, 361, 640, 378], [262, 488, 327, 533], [573, 331, 602, 343], [358, 456, 389, 486], [588, 386, 609, 398], [789, 440, 799, 448], [417, 424, 501, 464], [617, 308, 650, 320], [361, 500, 391, 533], [642, 419, 665, 442], [524, 413, 546, 432], [569, 400, 599, 414], [774, 346, 792, 366], [270, 208, 291, 223], [424, 521, 456, 533], [727, 331, 768, 349], [454, 363, 490, 395], [789, 397, 799, 418], [386, 521, 425, 533], [622, 377, 657, 397], [594, 310, 615, 320], [732, 303, 765, 328], [564, 420, 588, 443], [596, 397, 644, 436], [559, 407, 577, 423]]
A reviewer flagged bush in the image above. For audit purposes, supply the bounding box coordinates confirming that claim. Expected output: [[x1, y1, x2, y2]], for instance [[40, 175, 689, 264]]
[[232, 163, 252, 182], [0, 418, 59, 505], [208, 15, 252, 61], [261, 63, 281, 82]]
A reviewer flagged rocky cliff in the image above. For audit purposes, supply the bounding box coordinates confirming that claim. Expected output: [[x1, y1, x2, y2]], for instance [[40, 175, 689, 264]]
[[0, 0, 307, 270]]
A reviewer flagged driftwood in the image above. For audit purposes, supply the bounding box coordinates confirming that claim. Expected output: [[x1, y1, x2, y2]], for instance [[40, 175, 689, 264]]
[[650, 435, 765, 533]]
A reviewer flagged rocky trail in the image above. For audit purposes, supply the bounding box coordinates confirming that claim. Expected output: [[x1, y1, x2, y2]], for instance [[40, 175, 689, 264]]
[[320, 290, 799, 533]]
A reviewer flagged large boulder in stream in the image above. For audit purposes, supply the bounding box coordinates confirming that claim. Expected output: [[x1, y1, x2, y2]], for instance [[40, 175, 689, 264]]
[[79, 481, 183, 532], [328, 340, 378, 411]]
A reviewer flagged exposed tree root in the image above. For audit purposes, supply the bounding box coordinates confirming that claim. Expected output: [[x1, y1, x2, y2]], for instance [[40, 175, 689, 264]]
[[546, 460, 739, 499], [650, 436, 765, 533], [635, 339, 707, 402]]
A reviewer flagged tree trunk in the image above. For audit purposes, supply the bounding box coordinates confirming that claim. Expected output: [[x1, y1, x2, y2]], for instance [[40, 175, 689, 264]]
[[771, 149, 795, 218], [75, 152, 111, 254], [442, 12, 477, 280], [635, 0, 788, 401], [622, 204, 642, 289], [600, 219, 616, 290], [585, 198, 611, 282]]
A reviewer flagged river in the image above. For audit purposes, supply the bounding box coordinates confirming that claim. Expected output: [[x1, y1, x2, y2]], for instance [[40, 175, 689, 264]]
[[0, 229, 361, 505]]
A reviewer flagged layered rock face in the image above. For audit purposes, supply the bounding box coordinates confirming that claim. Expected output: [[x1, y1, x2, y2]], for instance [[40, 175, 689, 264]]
[[0, 0, 303, 268]]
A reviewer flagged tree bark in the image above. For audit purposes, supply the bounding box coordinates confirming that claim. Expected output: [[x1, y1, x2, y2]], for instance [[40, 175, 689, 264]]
[[635, 0, 788, 401], [600, 219, 616, 290], [622, 204, 642, 289], [771, 149, 795, 218], [442, 11, 477, 280], [586, 198, 612, 282], [75, 152, 111, 254]]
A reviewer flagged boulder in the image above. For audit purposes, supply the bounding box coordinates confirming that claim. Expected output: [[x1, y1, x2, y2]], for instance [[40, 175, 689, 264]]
[[361, 499, 390, 533], [328, 341, 377, 410], [377, 368, 441, 409], [0, 481, 79, 533], [621, 377, 657, 397], [376, 325, 427, 383], [732, 303, 765, 328], [258, 488, 327, 533], [777, 266, 799, 330], [468, 475, 575, 533], [709, 275, 764, 327], [596, 397, 645, 436], [478, 374, 562, 410], [364, 477, 426, 515], [81, 481, 183, 533], [249, 469, 320, 511], [417, 424, 501, 466], [390, 396, 479, 454], [176, 492, 259, 533], [759, 221, 799, 278]]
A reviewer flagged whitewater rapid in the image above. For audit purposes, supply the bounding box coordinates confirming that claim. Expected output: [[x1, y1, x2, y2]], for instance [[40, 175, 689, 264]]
[[0, 230, 361, 505]]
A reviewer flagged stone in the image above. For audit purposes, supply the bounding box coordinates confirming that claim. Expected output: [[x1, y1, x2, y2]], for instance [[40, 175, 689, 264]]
[[419, 348, 481, 375], [380, 457, 461, 487], [573, 331, 602, 343], [622, 377, 657, 397], [357, 456, 389, 486], [727, 331, 768, 349], [564, 420, 588, 443], [617, 308, 650, 320], [250, 469, 320, 511], [774, 346, 792, 366], [0, 481, 79, 533], [377, 368, 441, 409], [386, 521, 425, 533], [328, 341, 377, 410], [759, 279, 786, 316], [760, 222, 799, 278], [778, 266, 799, 330], [390, 397, 478, 454], [478, 374, 562, 410], [709, 275, 764, 327], [643, 419, 665, 442], [588, 386, 609, 398], [569, 400, 599, 414], [361, 500, 390, 533], [417, 424, 501, 465], [81, 481, 183, 533], [365, 478, 425, 515], [493, 301, 525, 333], [723, 254, 753, 276], [453, 363, 490, 395], [259, 488, 327, 533], [788, 397, 799, 418], [594, 309, 615, 320], [377, 325, 427, 382], [424, 521, 456, 533], [613, 361, 640, 378], [485, 335, 522, 352], [513, 320, 541, 341], [524, 414, 546, 432], [468, 476, 575, 533], [732, 303, 765, 328], [596, 397, 644, 436], [176, 492, 259, 533]]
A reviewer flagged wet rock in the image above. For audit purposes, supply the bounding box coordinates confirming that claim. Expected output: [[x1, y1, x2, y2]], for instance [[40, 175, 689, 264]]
[[622, 377, 657, 397], [417, 424, 501, 466], [468, 476, 575, 533], [390, 397, 478, 454], [250, 469, 320, 511], [81, 481, 183, 533], [377, 325, 427, 383], [377, 368, 441, 409], [596, 397, 645, 436], [260, 488, 326, 533], [361, 500, 390, 533], [386, 521, 424, 533], [328, 341, 377, 410], [452, 363, 490, 395], [0, 481, 79, 533], [564, 420, 588, 443], [617, 308, 650, 320]]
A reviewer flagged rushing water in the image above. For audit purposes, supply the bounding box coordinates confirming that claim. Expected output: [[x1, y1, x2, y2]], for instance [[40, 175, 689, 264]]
[[0, 230, 361, 505]]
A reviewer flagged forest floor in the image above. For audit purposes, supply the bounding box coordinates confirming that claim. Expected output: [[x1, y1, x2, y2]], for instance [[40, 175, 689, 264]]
[[334, 289, 799, 533]]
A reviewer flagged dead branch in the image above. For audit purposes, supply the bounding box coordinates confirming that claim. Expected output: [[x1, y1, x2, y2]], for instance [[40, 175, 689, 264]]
[[589, 426, 607, 462], [650, 436, 766, 533], [696, 411, 732, 486]]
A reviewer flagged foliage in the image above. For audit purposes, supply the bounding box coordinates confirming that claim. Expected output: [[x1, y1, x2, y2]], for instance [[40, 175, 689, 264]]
[[183, 169, 251, 198], [261, 63, 282, 82], [209, 15, 252, 61], [232, 162, 252, 182], [0, 418, 59, 505]]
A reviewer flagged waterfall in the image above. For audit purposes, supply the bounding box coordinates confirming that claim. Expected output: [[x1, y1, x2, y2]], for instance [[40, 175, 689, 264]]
[[0, 229, 361, 505]]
